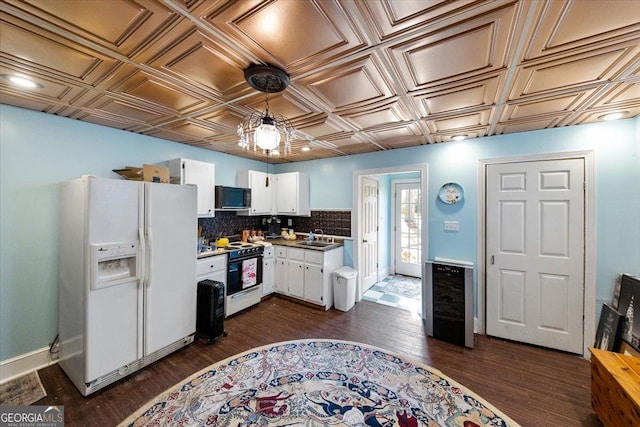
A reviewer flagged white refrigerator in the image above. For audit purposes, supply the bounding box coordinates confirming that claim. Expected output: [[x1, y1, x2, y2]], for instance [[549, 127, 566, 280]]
[[58, 176, 197, 395]]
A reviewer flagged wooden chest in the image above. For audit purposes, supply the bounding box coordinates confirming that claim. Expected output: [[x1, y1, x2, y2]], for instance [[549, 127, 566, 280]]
[[590, 348, 640, 427]]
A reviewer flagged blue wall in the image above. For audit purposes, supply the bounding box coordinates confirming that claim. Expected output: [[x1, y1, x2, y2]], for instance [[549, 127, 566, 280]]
[[0, 105, 267, 361], [1, 104, 639, 362]]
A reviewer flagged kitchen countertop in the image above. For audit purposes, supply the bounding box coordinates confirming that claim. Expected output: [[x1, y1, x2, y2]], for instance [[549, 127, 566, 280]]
[[197, 237, 344, 258], [269, 238, 344, 252], [197, 248, 227, 259]]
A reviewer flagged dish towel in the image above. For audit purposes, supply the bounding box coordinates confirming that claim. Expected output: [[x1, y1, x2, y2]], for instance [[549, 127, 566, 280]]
[[242, 258, 257, 288]]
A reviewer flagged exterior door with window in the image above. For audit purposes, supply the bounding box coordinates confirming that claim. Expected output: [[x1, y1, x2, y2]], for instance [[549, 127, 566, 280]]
[[394, 182, 421, 277], [486, 158, 585, 354]]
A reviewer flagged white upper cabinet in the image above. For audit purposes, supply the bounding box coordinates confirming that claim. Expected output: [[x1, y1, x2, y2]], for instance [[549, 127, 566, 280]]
[[237, 170, 273, 215], [275, 172, 309, 216], [166, 158, 215, 217]]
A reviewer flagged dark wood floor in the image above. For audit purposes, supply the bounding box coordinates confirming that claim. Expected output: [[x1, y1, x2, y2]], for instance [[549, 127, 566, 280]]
[[37, 296, 601, 426]]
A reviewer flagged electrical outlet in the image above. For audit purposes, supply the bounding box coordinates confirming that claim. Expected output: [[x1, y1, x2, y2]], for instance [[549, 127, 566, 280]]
[[288, 219, 292, 226], [444, 221, 459, 232], [262, 218, 266, 225]]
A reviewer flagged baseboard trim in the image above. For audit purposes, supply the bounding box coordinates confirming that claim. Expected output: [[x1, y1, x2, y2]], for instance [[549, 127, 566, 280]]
[[0, 346, 58, 384]]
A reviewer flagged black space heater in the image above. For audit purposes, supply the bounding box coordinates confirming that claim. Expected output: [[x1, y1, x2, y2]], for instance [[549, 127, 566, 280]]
[[196, 279, 227, 344], [424, 260, 474, 348]]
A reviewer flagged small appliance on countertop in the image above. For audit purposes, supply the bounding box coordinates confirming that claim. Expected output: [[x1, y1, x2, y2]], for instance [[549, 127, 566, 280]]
[[266, 216, 281, 238]]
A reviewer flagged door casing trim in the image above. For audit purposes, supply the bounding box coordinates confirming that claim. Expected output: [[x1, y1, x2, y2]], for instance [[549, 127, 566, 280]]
[[477, 150, 595, 358]]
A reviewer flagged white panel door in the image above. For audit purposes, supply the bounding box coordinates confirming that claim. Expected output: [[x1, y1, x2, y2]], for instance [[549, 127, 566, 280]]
[[486, 159, 585, 354], [361, 177, 378, 291], [394, 182, 421, 277], [143, 182, 197, 356]]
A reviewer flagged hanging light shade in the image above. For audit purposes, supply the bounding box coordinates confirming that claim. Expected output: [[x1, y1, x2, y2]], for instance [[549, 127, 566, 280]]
[[255, 116, 280, 151], [237, 64, 296, 156]]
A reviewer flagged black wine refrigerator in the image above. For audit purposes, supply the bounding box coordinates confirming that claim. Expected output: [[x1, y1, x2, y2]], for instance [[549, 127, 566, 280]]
[[424, 260, 474, 348]]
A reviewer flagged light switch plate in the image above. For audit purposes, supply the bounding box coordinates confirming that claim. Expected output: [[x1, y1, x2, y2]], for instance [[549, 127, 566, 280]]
[[444, 221, 459, 231]]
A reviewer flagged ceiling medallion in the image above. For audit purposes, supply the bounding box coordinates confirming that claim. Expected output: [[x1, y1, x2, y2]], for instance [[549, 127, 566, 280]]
[[238, 64, 295, 156], [244, 64, 290, 93]]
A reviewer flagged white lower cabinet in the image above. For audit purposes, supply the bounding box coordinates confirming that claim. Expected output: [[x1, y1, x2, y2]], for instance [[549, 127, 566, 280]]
[[262, 246, 275, 296], [275, 246, 288, 294], [304, 252, 324, 304], [274, 245, 343, 310], [287, 248, 305, 298], [196, 254, 226, 286]]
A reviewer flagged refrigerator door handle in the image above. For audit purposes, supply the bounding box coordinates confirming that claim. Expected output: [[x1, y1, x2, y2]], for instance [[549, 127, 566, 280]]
[[146, 227, 153, 287], [137, 225, 145, 359], [138, 226, 146, 288]]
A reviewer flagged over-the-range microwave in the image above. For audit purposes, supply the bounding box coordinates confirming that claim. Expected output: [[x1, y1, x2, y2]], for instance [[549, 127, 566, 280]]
[[215, 185, 251, 209]]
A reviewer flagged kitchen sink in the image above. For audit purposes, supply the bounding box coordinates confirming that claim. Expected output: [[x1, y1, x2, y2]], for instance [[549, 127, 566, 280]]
[[296, 241, 334, 248]]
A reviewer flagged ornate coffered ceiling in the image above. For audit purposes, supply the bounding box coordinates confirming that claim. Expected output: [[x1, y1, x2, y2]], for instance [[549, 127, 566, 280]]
[[1, 0, 638, 163]]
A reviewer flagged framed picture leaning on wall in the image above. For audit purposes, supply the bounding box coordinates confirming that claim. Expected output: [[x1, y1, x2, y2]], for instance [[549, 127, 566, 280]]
[[594, 303, 622, 351], [617, 274, 640, 352]]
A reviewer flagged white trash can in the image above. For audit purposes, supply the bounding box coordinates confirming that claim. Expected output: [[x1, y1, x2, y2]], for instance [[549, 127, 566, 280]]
[[333, 266, 358, 311]]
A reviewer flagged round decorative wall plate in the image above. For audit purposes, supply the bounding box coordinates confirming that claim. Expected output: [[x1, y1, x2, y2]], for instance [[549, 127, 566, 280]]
[[438, 182, 464, 204]]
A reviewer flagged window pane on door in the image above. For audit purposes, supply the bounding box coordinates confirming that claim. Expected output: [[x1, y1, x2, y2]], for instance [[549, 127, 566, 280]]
[[400, 188, 421, 265]]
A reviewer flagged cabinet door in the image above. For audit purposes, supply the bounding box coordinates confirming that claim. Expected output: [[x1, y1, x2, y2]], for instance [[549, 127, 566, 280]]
[[288, 261, 305, 298], [275, 259, 288, 293], [183, 159, 215, 217], [304, 263, 323, 304], [263, 258, 275, 295], [276, 173, 298, 214], [248, 171, 273, 214]]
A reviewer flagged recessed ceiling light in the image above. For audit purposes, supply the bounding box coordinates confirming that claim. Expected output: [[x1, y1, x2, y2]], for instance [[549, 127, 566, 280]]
[[1, 74, 43, 89], [600, 112, 628, 121], [451, 135, 466, 141], [301, 146, 311, 152]]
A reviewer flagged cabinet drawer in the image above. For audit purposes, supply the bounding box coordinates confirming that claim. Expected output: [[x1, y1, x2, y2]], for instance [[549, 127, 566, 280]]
[[304, 250, 323, 264], [263, 246, 274, 258], [275, 247, 288, 258], [196, 255, 226, 276], [288, 248, 305, 261]]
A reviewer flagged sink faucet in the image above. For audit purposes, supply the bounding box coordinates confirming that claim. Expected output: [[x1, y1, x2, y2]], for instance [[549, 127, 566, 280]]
[[314, 228, 324, 241]]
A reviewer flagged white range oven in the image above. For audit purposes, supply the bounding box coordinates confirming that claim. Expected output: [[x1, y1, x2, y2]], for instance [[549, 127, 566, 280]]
[[222, 242, 263, 316]]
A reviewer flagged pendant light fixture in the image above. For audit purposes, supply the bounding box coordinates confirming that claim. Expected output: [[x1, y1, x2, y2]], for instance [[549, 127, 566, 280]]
[[237, 64, 296, 156]]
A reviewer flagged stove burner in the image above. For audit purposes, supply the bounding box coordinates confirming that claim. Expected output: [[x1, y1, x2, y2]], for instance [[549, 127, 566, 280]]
[[227, 243, 253, 249], [223, 242, 264, 261]]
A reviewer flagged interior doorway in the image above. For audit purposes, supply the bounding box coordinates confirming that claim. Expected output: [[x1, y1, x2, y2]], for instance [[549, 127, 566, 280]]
[[353, 165, 428, 318]]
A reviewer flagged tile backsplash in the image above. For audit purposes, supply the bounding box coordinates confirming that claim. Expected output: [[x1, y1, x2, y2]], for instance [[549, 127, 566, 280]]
[[198, 210, 351, 240], [285, 210, 351, 237]]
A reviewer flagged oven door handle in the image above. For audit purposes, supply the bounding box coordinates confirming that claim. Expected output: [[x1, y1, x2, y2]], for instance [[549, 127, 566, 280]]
[[230, 286, 260, 298]]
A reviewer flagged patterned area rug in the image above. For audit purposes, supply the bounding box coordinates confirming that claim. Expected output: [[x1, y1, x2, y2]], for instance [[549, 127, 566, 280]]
[[0, 371, 46, 406], [120, 340, 519, 426], [373, 275, 422, 299]]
